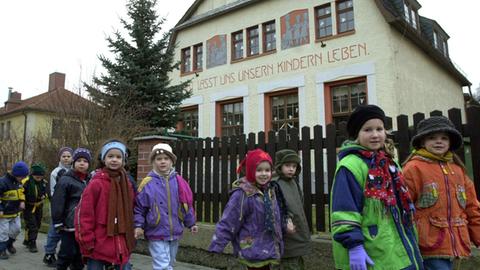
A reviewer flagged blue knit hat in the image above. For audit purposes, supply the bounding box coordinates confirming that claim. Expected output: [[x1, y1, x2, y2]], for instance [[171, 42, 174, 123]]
[[12, 161, 29, 177], [73, 148, 92, 164]]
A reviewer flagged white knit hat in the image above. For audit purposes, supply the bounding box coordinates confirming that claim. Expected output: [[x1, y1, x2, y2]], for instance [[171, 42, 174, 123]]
[[149, 143, 177, 163]]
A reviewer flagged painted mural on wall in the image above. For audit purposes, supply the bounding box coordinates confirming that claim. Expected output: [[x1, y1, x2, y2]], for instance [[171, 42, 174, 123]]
[[281, 9, 310, 50], [207, 34, 227, 69]]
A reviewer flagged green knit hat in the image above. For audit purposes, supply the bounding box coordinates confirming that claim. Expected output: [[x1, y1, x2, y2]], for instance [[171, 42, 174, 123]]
[[31, 163, 46, 176], [274, 149, 301, 175]]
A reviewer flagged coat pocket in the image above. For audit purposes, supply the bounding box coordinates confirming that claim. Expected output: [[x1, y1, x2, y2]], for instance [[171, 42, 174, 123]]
[[453, 217, 471, 254], [146, 201, 161, 227], [417, 182, 439, 208], [418, 216, 447, 252], [456, 185, 467, 209]]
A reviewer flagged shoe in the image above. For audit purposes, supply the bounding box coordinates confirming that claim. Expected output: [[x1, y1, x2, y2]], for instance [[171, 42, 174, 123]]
[[28, 241, 38, 253], [6, 245, 16, 255], [22, 239, 29, 246], [43, 253, 57, 267], [0, 250, 8, 260]]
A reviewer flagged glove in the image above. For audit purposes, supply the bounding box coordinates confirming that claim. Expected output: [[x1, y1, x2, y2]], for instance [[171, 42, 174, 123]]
[[349, 245, 374, 270]]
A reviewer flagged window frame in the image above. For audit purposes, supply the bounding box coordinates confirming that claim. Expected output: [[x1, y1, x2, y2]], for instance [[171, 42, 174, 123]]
[[51, 119, 63, 139], [192, 43, 203, 72], [246, 25, 260, 57], [264, 89, 299, 134], [315, 3, 333, 40], [336, 0, 355, 34], [231, 30, 244, 61], [177, 106, 199, 137], [181, 47, 192, 74], [216, 98, 244, 137], [0, 122, 3, 141], [262, 20, 276, 53]]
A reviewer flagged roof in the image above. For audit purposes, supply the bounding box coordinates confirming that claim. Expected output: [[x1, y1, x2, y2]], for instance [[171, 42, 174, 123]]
[[0, 88, 94, 117]]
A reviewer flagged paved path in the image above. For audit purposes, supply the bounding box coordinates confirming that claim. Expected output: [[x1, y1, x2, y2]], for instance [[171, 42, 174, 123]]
[[0, 231, 217, 270]]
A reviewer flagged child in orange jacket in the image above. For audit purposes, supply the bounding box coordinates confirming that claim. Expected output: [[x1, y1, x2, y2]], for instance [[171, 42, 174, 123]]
[[403, 116, 480, 270]]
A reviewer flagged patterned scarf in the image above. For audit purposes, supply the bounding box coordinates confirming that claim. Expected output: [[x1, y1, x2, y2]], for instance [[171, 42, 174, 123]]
[[358, 150, 415, 224], [261, 184, 275, 233], [414, 148, 453, 162]]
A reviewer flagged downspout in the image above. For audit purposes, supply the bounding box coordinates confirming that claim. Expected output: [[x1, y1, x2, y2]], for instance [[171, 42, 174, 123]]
[[22, 110, 27, 161]]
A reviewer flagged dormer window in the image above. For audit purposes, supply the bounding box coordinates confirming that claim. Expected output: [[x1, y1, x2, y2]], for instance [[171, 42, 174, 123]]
[[403, 1, 418, 30]]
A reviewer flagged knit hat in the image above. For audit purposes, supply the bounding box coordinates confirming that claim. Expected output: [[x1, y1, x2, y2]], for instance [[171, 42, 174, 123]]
[[12, 161, 29, 178], [100, 141, 127, 161], [58, 147, 73, 159], [237, 149, 273, 183], [73, 147, 92, 164], [31, 163, 46, 176], [347, 104, 386, 139], [149, 143, 177, 163], [274, 149, 302, 175], [411, 116, 463, 151]]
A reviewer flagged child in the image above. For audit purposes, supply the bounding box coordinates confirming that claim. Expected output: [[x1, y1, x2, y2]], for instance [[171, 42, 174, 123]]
[[22, 163, 48, 253], [134, 143, 197, 270], [209, 149, 283, 270], [403, 116, 480, 270], [330, 104, 423, 270], [272, 149, 311, 270], [0, 161, 28, 260], [51, 147, 91, 270], [44, 146, 73, 267], [76, 140, 135, 269]]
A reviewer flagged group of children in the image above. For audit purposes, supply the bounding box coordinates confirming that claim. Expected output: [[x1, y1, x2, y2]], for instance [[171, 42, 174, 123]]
[[1, 104, 479, 270]]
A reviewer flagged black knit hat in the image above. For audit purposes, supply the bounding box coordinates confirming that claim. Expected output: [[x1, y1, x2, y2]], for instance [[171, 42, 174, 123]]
[[31, 163, 46, 176], [347, 104, 386, 139], [274, 149, 301, 175], [411, 116, 463, 150]]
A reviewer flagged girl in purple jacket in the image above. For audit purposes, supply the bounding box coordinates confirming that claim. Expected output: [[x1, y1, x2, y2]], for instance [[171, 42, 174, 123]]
[[134, 143, 198, 270], [209, 149, 283, 270]]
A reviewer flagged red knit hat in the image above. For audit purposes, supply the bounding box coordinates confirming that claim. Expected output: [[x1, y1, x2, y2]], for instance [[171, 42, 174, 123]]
[[237, 149, 273, 183]]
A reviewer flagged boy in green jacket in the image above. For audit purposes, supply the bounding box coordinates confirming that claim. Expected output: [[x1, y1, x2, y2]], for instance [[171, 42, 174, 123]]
[[272, 149, 311, 270]]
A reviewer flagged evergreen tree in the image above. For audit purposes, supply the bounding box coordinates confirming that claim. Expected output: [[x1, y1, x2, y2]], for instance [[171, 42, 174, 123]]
[[86, 0, 190, 129]]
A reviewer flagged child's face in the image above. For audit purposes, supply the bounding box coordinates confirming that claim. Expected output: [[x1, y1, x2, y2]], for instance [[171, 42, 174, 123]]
[[60, 151, 72, 166], [104, 149, 124, 171], [357, 119, 386, 151], [281, 163, 298, 178], [74, 157, 89, 174], [153, 153, 173, 174], [422, 132, 450, 156], [32, 175, 43, 181], [255, 161, 272, 186]]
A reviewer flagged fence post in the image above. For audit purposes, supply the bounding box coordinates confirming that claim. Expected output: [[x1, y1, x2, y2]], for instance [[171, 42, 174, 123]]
[[466, 106, 480, 200], [212, 137, 220, 222], [204, 138, 212, 223], [448, 108, 465, 162], [313, 125, 325, 232], [195, 140, 204, 221], [396, 115, 410, 163], [430, 110, 443, 116], [220, 136, 229, 211], [301, 126, 313, 231]]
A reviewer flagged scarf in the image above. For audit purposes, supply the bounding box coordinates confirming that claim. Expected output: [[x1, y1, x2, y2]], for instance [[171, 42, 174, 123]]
[[260, 183, 276, 234], [105, 168, 135, 252], [358, 150, 415, 224], [414, 148, 453, 162]]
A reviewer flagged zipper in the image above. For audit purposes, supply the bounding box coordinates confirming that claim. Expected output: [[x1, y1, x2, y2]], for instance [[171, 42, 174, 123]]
[[165, 175, 174, 240], [440, 162, 458, 257]]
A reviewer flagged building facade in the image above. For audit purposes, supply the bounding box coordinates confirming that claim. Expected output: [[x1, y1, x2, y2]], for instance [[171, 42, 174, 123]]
[[170, 0, 470, 138]]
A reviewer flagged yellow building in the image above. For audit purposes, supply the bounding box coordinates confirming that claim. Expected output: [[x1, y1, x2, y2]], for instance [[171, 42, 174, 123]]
[[170, 0, 470, 138], [0, 72, 90, 170]]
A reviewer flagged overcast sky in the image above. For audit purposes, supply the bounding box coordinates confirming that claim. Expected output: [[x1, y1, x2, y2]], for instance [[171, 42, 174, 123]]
[[0, 0, 478, 105]]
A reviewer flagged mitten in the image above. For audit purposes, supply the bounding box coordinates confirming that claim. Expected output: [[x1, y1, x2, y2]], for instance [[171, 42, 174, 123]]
[[349, 244, 374, 270]]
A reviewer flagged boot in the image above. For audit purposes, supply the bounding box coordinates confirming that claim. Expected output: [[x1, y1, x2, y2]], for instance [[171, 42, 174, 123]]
[[6, 238, 16, 254], [28, 240, 38, 253], [43, 253, 57, 268], [0, 250, 8, 260], [23, 239, 29, 247]]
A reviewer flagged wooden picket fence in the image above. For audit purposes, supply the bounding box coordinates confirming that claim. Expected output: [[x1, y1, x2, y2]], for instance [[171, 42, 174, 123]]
[[171, 106, 480, 232]]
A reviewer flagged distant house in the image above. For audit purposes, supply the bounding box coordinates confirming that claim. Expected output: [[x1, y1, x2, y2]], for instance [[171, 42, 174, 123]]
[[169, 0, 470, 138], [0, 72, 92, 170]]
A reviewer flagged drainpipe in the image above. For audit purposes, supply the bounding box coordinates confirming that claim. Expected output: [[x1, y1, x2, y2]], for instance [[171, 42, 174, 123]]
[[22, 110, 27, 161]]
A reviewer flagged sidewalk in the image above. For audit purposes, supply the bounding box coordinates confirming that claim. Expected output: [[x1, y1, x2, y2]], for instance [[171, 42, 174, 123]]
[[0, 231, 217, 270]]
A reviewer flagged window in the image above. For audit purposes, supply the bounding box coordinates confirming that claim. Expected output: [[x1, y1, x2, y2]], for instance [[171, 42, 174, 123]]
[[218, 99, 243, 137], [5, 121, 10, 140], [262, 20, 276, 52], [433, 31, 438, 48], [327, 79, 367, 145], [267, 90, 299, 134], [51, 119, 63, 139], [0, 123, 3, 140], [315, 4, 332, 39], [181, 47, 191, 73], [337, 0, 354, 33], [232, 30, 244, 61], [442, 40, 448, 57], [410, 9, 417, 29], [193, 43, 203, 71], [403, 2, 410, 24], [178, 107, 198, 137], [247, 26, 259, 56]]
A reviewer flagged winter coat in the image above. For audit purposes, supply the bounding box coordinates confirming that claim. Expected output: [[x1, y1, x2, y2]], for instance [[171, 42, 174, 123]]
[[49, 162, 71, 197], [0, 173, 25, 218], [209, 178, 283, 267], [75, 168, 135, 266], [133, 170, 195, 241], [330, 143, 423, 270], [272, 174, 311, 258], [51, 169, 89, 231], [403, 156, 480, 258], [23, 175, 48, 213]]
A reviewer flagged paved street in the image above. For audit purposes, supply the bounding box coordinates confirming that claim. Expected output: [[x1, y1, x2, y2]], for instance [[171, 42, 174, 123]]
[[0, 231, 217, 270]]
